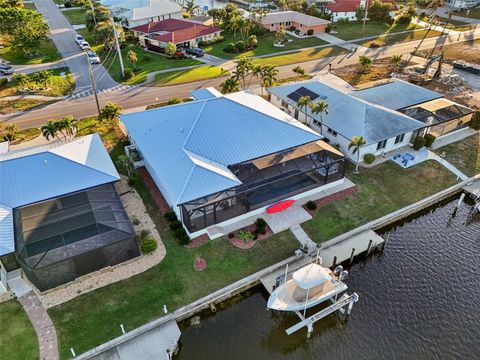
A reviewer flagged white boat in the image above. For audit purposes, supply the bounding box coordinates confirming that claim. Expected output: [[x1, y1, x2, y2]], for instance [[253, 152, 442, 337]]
[[267, 262, 348, 312]]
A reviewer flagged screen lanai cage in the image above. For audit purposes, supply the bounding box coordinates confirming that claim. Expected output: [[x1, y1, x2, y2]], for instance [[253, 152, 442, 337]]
[[181, 141, 346, 233], [14, 183, 139, 291]]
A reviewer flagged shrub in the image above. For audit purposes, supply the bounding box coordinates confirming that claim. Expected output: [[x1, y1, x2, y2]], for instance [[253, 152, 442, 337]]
[[397, 14, 412, 24], [424, 133, 436, 148], [0, 78, 8, 88], [174, 227, 190, 245], [293, 65, 305, 75], [224, 43, 237, 53], [228, 232, 235, 239], [169, 220, 183, 231], [251, 25, 267, 36], [140, 236, 157, 253], [164, 211, 178, 222], [363, 153, 376, 164], [123, 67, 134, 80], [369, 41, 381, 48], [132, 216, 140, 226], [413, 136, 426, 150], [198, 36, 224, 47], [325, 26, 331, 33], [235, 40, 245, 52], [470, 111, 480, 130], [138, 229, 150, 240], [255, 218, 267, 235], [307, 29, 314, 36], [239, 230, 255, 244], [143, 55, 152, 62], [305, 200, 317, 211]]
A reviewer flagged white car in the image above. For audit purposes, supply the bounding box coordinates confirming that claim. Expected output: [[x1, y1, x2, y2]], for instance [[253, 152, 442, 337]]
[[74, 35, 85, 45], [87, 51, 100, 64], [78, 41, 90, 51]]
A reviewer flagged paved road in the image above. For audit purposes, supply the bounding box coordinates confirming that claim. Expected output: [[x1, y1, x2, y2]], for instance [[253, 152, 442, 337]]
[[32, 0, 117, 94], [2, 28, 479, 128]]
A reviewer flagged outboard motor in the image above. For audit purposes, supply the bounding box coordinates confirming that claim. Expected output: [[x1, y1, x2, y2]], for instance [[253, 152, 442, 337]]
[[340, 270, 349, 281], [334, 265, 343, 277]]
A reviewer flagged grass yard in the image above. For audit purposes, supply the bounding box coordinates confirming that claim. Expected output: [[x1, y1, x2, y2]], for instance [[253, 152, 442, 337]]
[[358, 28, 442, 47], [0, 300, 39, 360], [330, 21, 422, 41], [434, 133, 480, 177], [453, 8, 480, 19], [62, 8, 86, 25], [252, 46, 348, 67], [302, 161, 459, 243], [416, 39, 480, 64], [49, 132, 300, 357], [0, 98, 52, 114], [204, 31, 328, 59], [0, 127, 41, 144], [150, 66, 229, 86], [0, 68, 74, 97], [0, 38, 61, 64]]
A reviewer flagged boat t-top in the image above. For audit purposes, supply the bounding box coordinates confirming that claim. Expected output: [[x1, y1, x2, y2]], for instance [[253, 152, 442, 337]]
[[267, 258, 348, 313]]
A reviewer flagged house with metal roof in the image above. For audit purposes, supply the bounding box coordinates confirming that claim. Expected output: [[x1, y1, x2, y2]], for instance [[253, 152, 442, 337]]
[[121, 90, 347, 238], [0, 134, 139, 292], [267, 79, 474, 161]]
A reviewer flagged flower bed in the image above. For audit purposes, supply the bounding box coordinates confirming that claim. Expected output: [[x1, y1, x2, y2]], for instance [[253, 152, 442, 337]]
[[193, 257, 207, 271], [227, 222, 273, 250]]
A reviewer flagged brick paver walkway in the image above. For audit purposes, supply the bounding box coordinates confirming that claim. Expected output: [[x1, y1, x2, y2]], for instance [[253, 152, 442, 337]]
[[18, 291, 59, 360]]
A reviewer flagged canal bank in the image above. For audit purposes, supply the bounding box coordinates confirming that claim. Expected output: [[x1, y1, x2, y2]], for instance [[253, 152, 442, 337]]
[[75, 174, 479, 359]]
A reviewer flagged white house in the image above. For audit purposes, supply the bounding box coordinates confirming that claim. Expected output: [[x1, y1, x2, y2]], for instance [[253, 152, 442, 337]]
[[267, 80, 473, 162], [102, 0, 183, 27], [325, 0, 397, 22]]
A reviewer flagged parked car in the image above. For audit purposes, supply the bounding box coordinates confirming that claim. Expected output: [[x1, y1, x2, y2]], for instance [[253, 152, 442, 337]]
[[0, 62, 13, 75], [78, 41, 90, 51], [185, 47, 204, 57], [74, 35, 85, 45], [86, 51, 100, 64]]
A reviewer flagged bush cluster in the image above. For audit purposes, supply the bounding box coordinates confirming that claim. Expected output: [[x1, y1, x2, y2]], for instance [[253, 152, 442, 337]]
[[413, 136, 427, 150], [123, 67, 134, 80], [140, 236, 157, 253], [369, 42, 381, 48], [198, 36, 224, 47], [306, 29, 314, 36], [224, 40, 252, 54], [163, 211, 177, 222], [306, 200, 317, 211], [424, 133, 436, 148], [164, 211, 190, 245], [255, 218, 267, 235], [363, 153, 376, 164]]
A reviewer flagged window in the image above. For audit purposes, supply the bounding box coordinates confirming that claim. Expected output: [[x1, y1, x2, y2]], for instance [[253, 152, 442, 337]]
[[377, 139, 387, 150], [395, 134, 405, 144], [327, 128, 338, 136], [281, 100, 288, 108]]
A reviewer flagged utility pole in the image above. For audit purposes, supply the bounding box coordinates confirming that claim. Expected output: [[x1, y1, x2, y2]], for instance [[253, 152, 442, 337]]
[[110, 12, 124, 78], [86, 52, 101, 117], [362, 0, 369, 38], [90, 2, 97, 26]]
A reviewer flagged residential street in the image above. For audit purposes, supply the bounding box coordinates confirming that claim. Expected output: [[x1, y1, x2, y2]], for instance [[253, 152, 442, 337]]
[[32, 0, 117, 93], [1, 28, 479, 128]]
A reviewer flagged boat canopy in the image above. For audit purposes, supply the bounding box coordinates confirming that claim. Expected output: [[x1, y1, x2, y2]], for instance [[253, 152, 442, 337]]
[[293, 263, 331, 290]]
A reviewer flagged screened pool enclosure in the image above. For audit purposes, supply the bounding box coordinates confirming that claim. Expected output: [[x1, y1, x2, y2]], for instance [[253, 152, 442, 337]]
[[14, 184, 139, 291], [181, 141, 345, 232]]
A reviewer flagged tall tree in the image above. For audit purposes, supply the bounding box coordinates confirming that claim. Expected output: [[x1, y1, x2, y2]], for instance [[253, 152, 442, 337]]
[[220, 77, 240, 94], [58, 116, 77, 138], [183, 0, 199, 16], [297, 95, 311, 122], [260, 65, 278, 97], [309, 100, 329, 133], [127, 50, 138, 69], [100, 102, 122, 124], [348, 136, 367, 173], [41, 120, 61, 141], [427, 0, 445, 16], [232, 56, 253, 90]]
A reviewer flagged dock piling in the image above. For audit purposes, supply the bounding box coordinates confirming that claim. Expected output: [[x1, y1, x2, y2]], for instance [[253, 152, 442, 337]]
[[366, 240, 373, 256], [347, 301, 354, 315], [349, 248, 356, 265], [332, 256, 337, 267]]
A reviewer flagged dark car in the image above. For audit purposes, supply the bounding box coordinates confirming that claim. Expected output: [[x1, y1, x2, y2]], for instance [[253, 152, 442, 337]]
[[0, 62, 13, 75], [185, 47, 204, 57]]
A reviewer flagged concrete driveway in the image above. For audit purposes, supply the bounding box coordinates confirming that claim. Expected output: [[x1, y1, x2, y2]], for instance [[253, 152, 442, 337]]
[[33, 0, 118, 94]]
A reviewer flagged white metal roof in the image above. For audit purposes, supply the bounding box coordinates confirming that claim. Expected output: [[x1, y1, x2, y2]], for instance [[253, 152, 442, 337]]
[[261, 11, 331, 26], [121, 91, 321, 207]]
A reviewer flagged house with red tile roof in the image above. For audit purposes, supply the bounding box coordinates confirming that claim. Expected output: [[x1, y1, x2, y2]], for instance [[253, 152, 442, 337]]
[[131, 18, 222, 50], [325, 0, 397, 22]]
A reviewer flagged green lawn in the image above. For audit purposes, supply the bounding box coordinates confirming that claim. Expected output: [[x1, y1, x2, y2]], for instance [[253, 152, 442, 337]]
[[302, 161, 459, 243], [49, 132, 300, 359], [453, 8, 480, 20], [252, 46, 348, 67], [204, 32, 328, 60], [358, 28, 442, 47], [0, 98, 52, 114], [62, 8, 86, 25], [330, 21, 422, 41], [434, 133, 480, 177], [151, 66, 229, 86], [0, 127, 41, 144], [0, 300, 39, 360], [0, 39, 61, 64]]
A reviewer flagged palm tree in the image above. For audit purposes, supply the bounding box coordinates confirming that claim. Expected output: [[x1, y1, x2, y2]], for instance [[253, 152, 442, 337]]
[[127, 50, 138, 70], [41, 121, 61, 141], [233, 57, 253, 90], [297, 95, 311, 122], [309, 100, 328, 133], [292, 66, 305, 76], [358, 55, 373, 72], [260, 65, 278, 98], [348, 136, 367, 173], [117, 153, 135, 183], [58, 116, 78, 138], [220, 77, 240, 94], [228, 14, 241, 38], [100, 102, 122, 124], [389, 55, 402, 71], [183, 0, 199, 16]]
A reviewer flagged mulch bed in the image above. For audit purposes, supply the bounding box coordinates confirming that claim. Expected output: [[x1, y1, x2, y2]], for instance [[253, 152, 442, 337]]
[[227, 223, 274, 250], [137, 167, 171, 214], [186, 233, 210, 248], [193, 257, 207, 271], [303, 186, 358, 215]]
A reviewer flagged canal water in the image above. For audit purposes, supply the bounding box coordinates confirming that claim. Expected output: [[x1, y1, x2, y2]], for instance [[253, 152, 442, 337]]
[[177, 196, 480, 359]]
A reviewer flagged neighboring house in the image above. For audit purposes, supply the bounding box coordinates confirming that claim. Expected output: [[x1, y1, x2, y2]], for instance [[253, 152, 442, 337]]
[[0, 134, 139, 292], [326, 0, 397, 22], [267, 80, 473, 161], [448, 0, 480, 9], [121, 89, 346, 239], [132, 18, 222, 50], [260, 10, 331, 34], [102, 0, 183, 28]]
